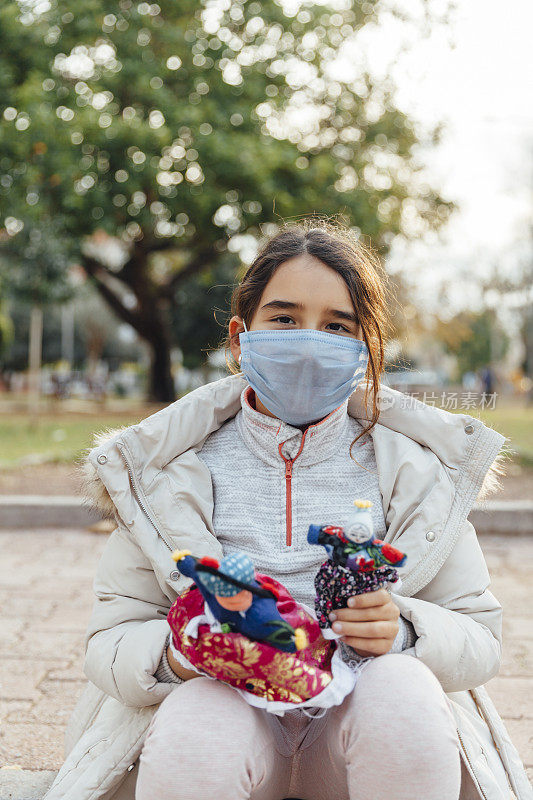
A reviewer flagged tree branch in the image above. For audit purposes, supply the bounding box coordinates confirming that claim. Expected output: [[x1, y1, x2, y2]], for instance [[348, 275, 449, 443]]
[[82, 256, 147, 335], [139, 237, 181, 255], [160, 247, 215, 297]]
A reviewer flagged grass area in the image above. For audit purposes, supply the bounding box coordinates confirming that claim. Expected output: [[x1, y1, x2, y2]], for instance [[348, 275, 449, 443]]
[[0, 413, 148, 469], [471, 404, 533, 467], [1, 397, 532, 470]]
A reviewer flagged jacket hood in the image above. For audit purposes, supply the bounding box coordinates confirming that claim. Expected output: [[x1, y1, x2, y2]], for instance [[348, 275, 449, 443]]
[[75, 376, 508, 520]]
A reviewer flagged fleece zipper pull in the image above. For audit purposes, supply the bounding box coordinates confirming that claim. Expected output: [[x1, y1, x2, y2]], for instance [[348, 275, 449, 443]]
[[284, 459, 293, 546], [278, 432, 308, 547]]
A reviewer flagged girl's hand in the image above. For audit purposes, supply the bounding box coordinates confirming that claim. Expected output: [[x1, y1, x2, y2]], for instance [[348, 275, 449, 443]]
[[166, 645, 201, 682], [329, 588, 400, 658]]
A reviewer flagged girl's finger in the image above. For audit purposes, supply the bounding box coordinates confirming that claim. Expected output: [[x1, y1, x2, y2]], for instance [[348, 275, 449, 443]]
[[331, 604, 400, 622], [347, 589, 390, 608], [332, 620, 398, 639], [342, 637, 393, 656]]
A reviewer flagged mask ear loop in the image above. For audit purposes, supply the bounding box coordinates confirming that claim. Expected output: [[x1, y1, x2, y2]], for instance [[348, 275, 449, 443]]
[[238, 318, 247, 364]]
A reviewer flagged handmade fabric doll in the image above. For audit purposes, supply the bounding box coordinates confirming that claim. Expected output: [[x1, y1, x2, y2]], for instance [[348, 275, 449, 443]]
[[307, 499, 408, 629], [166, 550, 359, 715], [173, 551, 308, 653]]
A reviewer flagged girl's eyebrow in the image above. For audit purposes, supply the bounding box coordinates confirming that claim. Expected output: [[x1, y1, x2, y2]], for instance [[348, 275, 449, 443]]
[[260, 299, 358, 324]]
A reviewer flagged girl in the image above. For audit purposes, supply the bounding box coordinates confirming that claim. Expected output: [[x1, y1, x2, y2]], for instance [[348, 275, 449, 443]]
[[45, 220, 531, 800]]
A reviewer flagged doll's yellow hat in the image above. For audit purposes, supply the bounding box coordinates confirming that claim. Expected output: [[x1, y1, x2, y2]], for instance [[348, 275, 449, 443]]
[[353, 499, 373, 509]]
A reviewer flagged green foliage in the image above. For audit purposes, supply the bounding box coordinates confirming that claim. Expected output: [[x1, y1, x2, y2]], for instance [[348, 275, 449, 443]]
[[1, 0, 450, 250], [0, 303, 14, 357], [0, 268, 14, 356], [0, 217, 76, 305], [0, 290, 144, 371]]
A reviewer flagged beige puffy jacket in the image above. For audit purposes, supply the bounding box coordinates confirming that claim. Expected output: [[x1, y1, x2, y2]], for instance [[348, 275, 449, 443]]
[[44, 373, 533, 800]]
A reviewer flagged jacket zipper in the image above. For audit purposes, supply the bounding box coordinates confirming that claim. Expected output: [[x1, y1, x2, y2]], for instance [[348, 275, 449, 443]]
[[456, 727, 488, 800], [278, 431, 308, 547], [115, 441, 175, 554], [469, 689, 515, 796]]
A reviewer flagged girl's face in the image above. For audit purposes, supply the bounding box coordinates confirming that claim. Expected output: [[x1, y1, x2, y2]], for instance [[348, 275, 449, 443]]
[[230, 252, 361, 344], [229, 255, 362, 420]]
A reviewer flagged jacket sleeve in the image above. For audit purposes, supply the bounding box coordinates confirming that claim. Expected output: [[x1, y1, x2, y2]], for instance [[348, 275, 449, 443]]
[[390, 519, 502, 693], [83, 520, 178, 707], [154, 632, 185, 684]]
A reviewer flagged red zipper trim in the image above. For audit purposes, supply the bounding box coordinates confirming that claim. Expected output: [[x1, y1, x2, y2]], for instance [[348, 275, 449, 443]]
[[278, 432, 308, 547], [284, 459, 293, 546]]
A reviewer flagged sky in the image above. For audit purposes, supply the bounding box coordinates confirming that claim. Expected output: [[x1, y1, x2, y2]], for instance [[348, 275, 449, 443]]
[[360, 0, 533, 311]]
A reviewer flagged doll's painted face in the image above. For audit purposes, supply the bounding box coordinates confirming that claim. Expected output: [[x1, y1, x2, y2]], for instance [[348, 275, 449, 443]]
[[345, 523, 372, 545], [216, 589, 253, 611]]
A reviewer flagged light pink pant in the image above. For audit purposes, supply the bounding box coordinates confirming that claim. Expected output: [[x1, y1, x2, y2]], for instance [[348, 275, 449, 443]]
[[135, 653, 462, 800]]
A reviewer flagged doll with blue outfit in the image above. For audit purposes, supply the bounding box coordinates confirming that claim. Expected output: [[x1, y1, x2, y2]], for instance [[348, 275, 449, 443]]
[[171, 551, 309, 653]]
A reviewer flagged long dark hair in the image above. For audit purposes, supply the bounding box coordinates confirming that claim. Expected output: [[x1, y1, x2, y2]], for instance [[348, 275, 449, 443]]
[[219, 217, 393, 461]]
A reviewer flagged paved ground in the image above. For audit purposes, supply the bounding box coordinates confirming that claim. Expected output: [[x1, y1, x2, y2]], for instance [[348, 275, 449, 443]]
[[0, 528, 532, 797]]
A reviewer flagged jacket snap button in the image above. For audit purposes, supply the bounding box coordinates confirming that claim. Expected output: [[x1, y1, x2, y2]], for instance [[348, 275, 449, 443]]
[[127, 764, 135, 772], [464, 424, 475, 435], [169, 570, 180, 580], [97, 454, 108, 464], [426, 530, 436, 542]]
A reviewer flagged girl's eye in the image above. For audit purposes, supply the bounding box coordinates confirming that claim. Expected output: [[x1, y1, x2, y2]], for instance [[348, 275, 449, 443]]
[[271, 316, 349, 333], [272, 316, 294, 324], [326, 322, 349, 332]]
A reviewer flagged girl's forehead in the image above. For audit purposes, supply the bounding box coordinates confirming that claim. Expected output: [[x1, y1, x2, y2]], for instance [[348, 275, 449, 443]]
[[259, 256, 353, 307]]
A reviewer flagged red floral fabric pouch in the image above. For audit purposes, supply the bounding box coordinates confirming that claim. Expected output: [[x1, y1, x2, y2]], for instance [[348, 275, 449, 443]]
[[167, 574, 359, 715]]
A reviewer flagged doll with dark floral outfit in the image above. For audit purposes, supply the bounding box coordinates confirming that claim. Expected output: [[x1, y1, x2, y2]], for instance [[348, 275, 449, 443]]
[[307, 499, 408, 629]]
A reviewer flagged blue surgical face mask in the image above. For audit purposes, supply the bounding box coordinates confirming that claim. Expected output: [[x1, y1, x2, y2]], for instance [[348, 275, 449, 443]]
[[238, 320, 369, 426]]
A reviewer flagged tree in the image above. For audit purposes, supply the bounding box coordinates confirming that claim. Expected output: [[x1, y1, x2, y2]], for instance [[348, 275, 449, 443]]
[[0, 296, 14, 363], [0, 0, 452, 400], [435, 309, 509, 380], [0, 215, 76, 412], [170, 256, 239, 370]]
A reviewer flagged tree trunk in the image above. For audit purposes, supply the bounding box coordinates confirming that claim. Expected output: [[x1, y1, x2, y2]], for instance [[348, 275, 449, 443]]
[[28, 304, 43, 420], [147, 329, 175, 403], [82, 252, 178, 403]]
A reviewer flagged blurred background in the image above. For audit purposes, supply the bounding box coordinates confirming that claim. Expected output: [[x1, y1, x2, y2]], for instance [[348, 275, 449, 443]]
[[1, 3, 533, 791], [0, 0, 531, 497]]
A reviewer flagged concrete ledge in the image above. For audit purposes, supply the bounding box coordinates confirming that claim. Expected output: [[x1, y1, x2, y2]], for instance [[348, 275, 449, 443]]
[[0, 496, 531, 534], [0, 496, 102, 529], [468, 501, 533, 536], [0, 768, 57, 800]]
